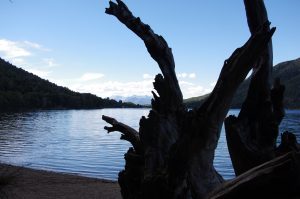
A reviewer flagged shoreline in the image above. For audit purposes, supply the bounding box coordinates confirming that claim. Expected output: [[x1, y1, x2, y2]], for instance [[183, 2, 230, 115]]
[[0, 163, 121, 199]]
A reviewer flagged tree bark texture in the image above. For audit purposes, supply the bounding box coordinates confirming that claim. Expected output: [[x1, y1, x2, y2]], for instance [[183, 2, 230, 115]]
[[102, 1, 284, 199], [224, 0, 285, 176]]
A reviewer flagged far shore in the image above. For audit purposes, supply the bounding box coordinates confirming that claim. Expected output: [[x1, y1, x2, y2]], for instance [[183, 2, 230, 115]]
[[0, 163, 121, 199]]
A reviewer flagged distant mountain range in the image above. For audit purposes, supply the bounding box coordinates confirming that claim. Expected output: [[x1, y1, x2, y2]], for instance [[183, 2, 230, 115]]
[[0, 58, 141, 111], [3, 55, 298, 111], [184, 58, 300, 109], [112, 95, 152, 105]]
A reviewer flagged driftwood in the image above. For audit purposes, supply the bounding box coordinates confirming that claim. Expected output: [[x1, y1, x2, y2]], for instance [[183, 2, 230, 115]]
[[101, 0, 298, 199], [224, 0, 284, 176], [102, 115, 143, 154], [208, 152, 300, 199]]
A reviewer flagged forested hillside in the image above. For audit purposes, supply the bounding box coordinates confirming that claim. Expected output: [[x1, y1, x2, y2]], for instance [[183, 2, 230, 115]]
[[0, 58, 140, 110], [185, 58, 300, 109]]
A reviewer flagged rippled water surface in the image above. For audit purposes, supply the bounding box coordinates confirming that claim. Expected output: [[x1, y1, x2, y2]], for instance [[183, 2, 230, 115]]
[[0, 109, 299, 180]]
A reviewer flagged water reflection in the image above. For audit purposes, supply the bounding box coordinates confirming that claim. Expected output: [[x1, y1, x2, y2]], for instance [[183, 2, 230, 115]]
[[0, 109, 299, 180], [0, 109, 148, 180]]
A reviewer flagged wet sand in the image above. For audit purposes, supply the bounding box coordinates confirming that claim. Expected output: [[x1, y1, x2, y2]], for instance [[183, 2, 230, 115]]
[[0, 164, 121, 199]]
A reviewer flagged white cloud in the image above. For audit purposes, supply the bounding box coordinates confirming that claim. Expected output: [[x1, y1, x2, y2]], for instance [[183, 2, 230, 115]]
[[51, 76, 211, 99], [177, 73, 187, 78], [79, 73, 105, 81], [143, 73, 155, 79], [189, 73, 196, 78], [65, 80, 153, 98], [23, 40, 50, 51], [0, 39, 51, 60], [179, 81, 212, 98], [0, 39, 31, 58], [0, 39, 56, 70], [179, 80, 194, 86], [177, 72, 196, 79], [27, 68, 52, 78], [0, 39, 59, 80], [42, 58, 59, 67], [23, 41, 42, 49], [10, 57, 25, 65]]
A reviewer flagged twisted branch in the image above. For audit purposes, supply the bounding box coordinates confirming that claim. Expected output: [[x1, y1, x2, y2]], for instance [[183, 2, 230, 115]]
[[106, 0, 182, 108], [102, 115, 143, 154]]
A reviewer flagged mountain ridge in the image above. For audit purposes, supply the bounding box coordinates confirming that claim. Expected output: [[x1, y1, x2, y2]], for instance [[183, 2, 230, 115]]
[[112, 95, 152, 105], [0, 58, 141, 111], [184, 58, 300, 109]]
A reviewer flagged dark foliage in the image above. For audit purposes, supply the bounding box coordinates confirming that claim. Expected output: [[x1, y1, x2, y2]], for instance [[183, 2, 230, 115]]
[[0, 58, 141, 111]]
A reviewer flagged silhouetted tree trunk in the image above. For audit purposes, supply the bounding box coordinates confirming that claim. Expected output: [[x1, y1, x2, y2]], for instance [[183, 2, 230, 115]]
[[224, 0, 285, 176], [101, 1, 300, 199]]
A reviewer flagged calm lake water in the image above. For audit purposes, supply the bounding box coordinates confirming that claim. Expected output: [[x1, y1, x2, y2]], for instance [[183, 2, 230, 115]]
[[0, 109, 299, 180]]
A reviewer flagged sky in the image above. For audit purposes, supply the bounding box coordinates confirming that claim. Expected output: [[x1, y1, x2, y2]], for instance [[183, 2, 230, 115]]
[[0, 0, 300, 99]]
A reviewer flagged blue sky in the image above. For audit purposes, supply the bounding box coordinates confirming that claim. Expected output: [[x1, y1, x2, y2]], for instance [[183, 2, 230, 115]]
[[0, 0, 299, 99]]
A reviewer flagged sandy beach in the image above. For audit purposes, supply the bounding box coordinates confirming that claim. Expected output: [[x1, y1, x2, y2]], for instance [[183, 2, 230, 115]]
[[0, 164, 121, 199]]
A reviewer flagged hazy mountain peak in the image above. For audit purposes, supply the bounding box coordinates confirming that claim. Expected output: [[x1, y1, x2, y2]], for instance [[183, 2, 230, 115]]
[[112, 95, 152, 105]]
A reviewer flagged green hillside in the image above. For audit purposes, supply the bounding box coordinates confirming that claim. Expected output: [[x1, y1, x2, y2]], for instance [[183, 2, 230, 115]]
[[182, 94, 210, 109], [0, 58, 140, 111], [184, 58, 300, 109]]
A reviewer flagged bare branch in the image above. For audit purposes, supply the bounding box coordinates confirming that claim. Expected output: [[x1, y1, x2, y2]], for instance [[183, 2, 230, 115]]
[[224, 0, 278, 176], [198, 23, 275, 131], [102, 115, 143, 154], [239, 0, 274, 118], [105, 0, 182, 108]]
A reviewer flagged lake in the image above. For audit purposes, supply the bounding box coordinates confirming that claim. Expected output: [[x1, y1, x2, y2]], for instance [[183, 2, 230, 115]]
[[0, 109, 299, 180]]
